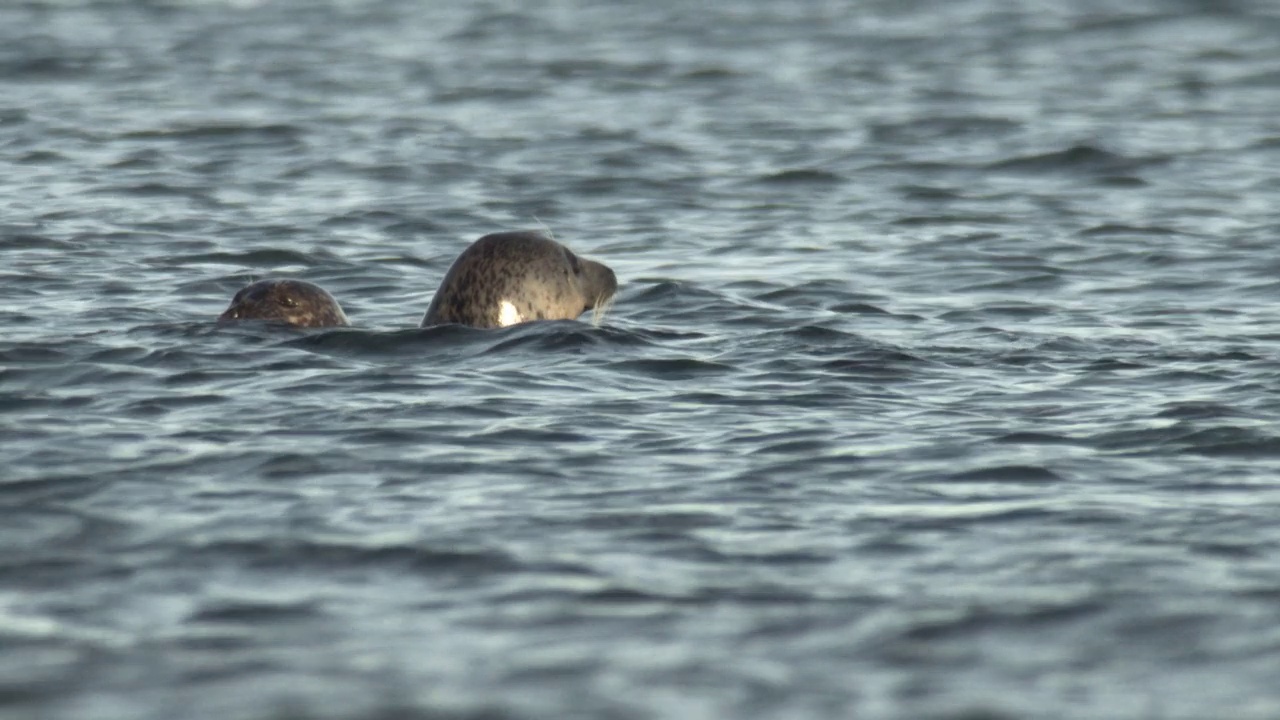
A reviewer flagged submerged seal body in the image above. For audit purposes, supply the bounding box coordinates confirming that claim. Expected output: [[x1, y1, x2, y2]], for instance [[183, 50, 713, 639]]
[[218, 279, 349, 328], [421, 231, 618, 328]]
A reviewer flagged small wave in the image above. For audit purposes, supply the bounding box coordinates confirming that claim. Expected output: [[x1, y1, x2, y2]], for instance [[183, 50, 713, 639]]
[[895, 184, 965, 202], [186, 538, 520, 574], [627, 280, 723, 304], [867, 116, 1022, 143], [992, 431, 1079, 445], [0, 37, 100, 79], [1155, 402, 1251, 421], [281, 322, 649, 360], [750, 279, 866, 308], [1078, 223, 1182, 238], [945, 465, 1064, 484], [186, 597, 321, 625], [750, 168, 844, 186], [607, 357, 736, 379], [91, 183, 213, 201], [1181, 427, 1280, 458], [446, 10, 555, 41], [284, 325, 478, 358], [483, 323, 649, 354], [828, 301, 894, 316], [159, 248, 345, 269], [986, 144, 1167, 178], [892, 213, 1014, 227], [679, 66, 741, 81], [119, 123, 304, 146]]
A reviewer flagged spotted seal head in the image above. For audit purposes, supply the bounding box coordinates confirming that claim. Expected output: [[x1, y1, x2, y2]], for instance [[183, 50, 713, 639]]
[[421, 231, 618, 328], [218, 279, 350, 328]]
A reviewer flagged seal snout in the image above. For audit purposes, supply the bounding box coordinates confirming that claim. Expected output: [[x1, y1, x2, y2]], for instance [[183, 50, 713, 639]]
[[581, 260, 618, 310]]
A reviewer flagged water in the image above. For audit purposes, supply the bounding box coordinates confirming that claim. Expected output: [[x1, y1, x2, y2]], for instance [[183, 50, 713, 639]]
[[4, 1, 1280, 718]]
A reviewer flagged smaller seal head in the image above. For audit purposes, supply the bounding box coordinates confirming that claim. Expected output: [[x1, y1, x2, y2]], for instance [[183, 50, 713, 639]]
[[218, 279, 349, 328]]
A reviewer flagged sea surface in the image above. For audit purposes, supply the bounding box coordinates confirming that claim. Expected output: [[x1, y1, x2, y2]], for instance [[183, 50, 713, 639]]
[[4, 1, 1280, 718]]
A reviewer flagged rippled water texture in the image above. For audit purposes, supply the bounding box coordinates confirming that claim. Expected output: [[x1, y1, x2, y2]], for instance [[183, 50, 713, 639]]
[[4, 1, 1280, 718]]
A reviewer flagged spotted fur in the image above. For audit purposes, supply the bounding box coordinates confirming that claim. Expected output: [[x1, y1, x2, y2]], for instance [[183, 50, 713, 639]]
[[218, 279, 349, 328], [421, 231, 618, 329]]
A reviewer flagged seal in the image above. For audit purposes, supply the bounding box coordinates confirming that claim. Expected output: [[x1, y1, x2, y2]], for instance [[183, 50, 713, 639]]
[[421, 231, 618, 328], [218, 279, 350, 328]]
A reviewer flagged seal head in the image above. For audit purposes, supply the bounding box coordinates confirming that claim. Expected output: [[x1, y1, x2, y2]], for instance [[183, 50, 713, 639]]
[[218, 279, 350, 328], [421, 231, 617, 328]]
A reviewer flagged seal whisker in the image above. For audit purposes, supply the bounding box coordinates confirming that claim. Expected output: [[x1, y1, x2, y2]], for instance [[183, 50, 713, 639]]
[[592, 294, 614, 327], [532, 216, 556, 242]]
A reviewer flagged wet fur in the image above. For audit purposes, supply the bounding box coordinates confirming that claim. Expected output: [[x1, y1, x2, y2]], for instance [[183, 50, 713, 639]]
[[421, 231, 618, 329], [218, 279, 349, 328]]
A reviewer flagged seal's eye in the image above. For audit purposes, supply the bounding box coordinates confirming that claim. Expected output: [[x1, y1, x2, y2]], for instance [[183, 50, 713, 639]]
[[280, 296, 298, 308]]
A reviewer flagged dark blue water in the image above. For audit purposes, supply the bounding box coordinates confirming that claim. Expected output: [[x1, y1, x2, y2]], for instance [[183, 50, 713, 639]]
[[4, 1, 1280, 718]]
